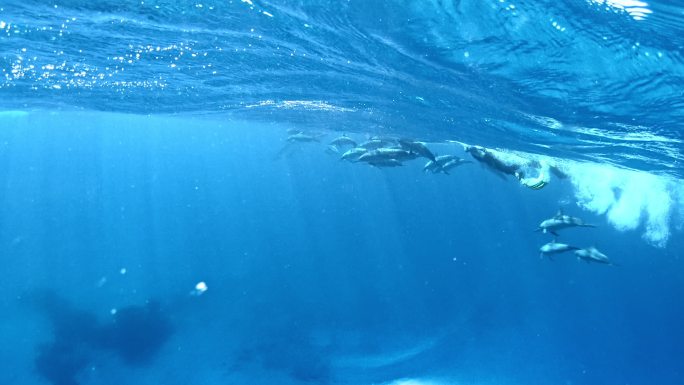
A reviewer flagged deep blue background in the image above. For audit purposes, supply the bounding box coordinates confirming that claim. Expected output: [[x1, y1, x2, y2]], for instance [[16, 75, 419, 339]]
[[0, 111, 682, 385]]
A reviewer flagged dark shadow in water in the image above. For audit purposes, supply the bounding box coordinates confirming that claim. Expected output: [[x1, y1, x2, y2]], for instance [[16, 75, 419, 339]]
[[35, 341, 90, 385], [29, 290, 174, 385], [234, 324, 332, 384], [94, 300, 173, 366]]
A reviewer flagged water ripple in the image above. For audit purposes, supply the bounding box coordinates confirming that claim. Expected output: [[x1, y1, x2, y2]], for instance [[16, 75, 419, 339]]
[[0, 0, 682, 176]]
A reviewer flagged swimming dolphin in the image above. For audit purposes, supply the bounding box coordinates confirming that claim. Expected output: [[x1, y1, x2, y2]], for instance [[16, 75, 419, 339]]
[[465, 145, 519, 179], [539, 240, 580, 259], [441, 158, 472, 172], [330, 135, 357, 148], [358, 138, 395, 150], [575, 247, 614, 265], [376, 148, 418, 161], [536, 209, 596, 236], [358, 148, 416, 163], [287, 133, 325, 143], [340, 147, 368, 162], [424, 155, 471, 174], [398, 139, 436, 162], [423, 155, 458, 173]]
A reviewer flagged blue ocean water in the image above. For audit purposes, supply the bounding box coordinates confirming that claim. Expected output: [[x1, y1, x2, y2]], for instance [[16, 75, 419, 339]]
[[1, 1, 683, 385]]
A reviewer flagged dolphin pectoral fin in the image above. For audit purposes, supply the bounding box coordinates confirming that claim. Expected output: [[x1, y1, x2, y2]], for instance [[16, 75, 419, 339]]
[[550, 231, 559, 237]]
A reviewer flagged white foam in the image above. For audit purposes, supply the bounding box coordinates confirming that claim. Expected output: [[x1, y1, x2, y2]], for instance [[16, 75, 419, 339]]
[[566, 161, 682, 247], [590, 0, 653, 20]]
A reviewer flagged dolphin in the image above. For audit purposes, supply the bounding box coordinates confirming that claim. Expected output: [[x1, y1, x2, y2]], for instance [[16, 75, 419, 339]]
[[424, 155, 458, 173], [424, 155, 472, 174], [441, 158, 472, 172], [329, 135, 357, 148], [575, 247, 614, 265], [465, 145, 519, 179], [358, 148, 416, 163], [536, 209, 596, 236], [539, 240, 580, 259], [287, 133, 325, 143], [398, 139, 436, 162], [375, 148, 417, 161], [340, 147, 368, 162], [358, 138, 395, 150]]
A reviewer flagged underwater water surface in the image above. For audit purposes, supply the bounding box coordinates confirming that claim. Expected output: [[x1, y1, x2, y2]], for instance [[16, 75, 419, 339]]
[[0, 1, 683, 384]]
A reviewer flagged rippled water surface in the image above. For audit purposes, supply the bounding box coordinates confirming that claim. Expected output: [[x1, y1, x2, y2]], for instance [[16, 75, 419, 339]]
[[1, 0, 683, 174]]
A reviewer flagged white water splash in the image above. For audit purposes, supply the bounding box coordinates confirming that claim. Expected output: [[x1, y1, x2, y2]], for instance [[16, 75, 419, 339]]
[[566, 162, 682, 247], [590, 0, 653, 21]]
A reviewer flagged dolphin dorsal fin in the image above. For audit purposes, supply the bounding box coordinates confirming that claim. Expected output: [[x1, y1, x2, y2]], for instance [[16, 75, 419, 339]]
[[555, 208, 563, 218]]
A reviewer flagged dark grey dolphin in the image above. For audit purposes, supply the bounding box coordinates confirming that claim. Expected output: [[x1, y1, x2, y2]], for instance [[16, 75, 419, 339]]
[[465, 145, 519, 179], [536, 209, 596, 236], [358, 138, 395, 150], [340, 147, 368, 162], [575, 247, 615, 265], [398, 139, 436, 162], [358, 148, 416, 163], [330, 135, 357, 148], [539, 240, 580, 259], [424, 155, 472, 174], [287, 132, 325, 143]]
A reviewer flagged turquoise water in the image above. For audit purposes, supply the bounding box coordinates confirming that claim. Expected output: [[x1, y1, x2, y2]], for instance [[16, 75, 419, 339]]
[[1, 1, 683, 384]]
